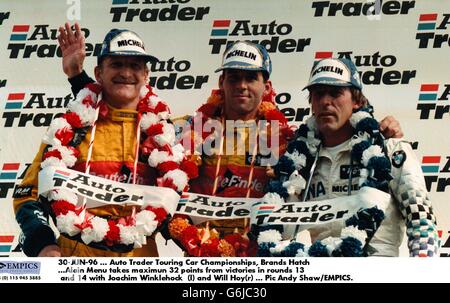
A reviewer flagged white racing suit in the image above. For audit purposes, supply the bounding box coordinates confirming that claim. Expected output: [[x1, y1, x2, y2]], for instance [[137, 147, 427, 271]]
[[302, 138, 438, 257]]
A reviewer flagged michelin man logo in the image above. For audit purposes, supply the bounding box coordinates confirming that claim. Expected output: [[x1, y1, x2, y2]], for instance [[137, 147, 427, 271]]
[[392, 150, 407, 168], [353, 71, 361, 87], [264, 57, 270, 70]]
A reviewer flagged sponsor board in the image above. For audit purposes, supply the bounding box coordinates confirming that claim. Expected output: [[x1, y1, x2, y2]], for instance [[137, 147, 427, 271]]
[[421, 156, 450, 192], [175, 192, 258, 224], [209, 19, 311, 54], [250, 187, 390, 226], [38, 166, 180, 213], [416, 83, 450, 119], [110, 0, 210, 23], [7, 24, 102, 59], [416, 13, 450, 48]]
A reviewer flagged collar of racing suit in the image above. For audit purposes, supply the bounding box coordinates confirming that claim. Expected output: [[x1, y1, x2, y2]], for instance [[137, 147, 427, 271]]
[[102, 103, 138, 122], [321, 139, 354, 196]]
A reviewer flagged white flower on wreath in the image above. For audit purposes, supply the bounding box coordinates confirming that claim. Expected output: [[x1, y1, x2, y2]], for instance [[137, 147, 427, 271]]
[[362, 145, 384, 166], [269, 240, 291, 255], [56, 212, 82, 236], [262, 192, 284, 205], [284, 151, 306, 170], [341, 226, 367, 243], [283, 170, 306, 196], [81, 216, 109, 244], [257, 229, 282, 244], [321, 236, 343, 255], [135, 210, 158, 236], [349, 111, 371, 128]]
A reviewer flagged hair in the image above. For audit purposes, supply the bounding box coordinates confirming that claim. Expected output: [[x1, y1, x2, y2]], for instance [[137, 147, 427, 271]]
[[307, 85, 369, 109], [96, 56, 149, 72], [222, 69, 270, 82]]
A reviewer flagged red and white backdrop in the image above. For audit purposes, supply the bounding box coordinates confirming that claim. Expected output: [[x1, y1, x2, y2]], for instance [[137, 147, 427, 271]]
[[0, 0, 449, 256]]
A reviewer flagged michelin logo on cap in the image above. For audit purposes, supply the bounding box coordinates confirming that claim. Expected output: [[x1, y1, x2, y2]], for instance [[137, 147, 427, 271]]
[[109, 31, 146, 54], [303, 58, 362, 90], [215, 41, 272, 77], [224, 47, 261, 67], [98, 29, 158, 63]]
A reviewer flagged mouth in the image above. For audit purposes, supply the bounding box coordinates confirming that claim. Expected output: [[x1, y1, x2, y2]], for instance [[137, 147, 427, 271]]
[[234, 95, 249, 101], [112, 80, 136, 85], [318, 112, 336, 119]]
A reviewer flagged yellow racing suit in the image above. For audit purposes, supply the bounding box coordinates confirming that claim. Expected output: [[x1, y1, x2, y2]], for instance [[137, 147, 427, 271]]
[[13, 106, 159, 257]]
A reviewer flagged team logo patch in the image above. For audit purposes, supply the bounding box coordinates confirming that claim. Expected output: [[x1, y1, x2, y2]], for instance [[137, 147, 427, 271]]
[[245, 153, 271, 166], [392, 150, 407, 168], [340, 164, 361, 179], [12, 185, 33, 198]]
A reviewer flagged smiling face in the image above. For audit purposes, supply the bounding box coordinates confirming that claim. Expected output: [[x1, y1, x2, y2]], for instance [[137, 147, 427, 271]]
[[219, 69, 272, 121], [94, 56, 149, 109], [310, 85, 362, 147]]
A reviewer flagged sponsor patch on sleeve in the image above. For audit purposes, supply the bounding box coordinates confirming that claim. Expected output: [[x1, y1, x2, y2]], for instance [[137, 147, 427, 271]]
[[392, 150, 407, 168], [12, 185, 33, 198]]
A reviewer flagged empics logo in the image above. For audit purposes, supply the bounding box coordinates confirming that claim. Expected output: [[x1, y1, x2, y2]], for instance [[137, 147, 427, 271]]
[[7, 24, 101, 59], [416, 83, 450, 119], [110, 0, 210, 23], [416, 13, 450, 48], [421, 156, 450, 192], [312, 51, 416, 85], [208, 19, 311, 54]]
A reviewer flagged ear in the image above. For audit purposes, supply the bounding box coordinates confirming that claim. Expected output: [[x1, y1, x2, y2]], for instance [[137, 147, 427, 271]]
[[264, 80, 273, 96], [144, 68, 149, 83], [94, 66, 103, 85], [352, 99, 363, 110], [218, 74, 224, 90]]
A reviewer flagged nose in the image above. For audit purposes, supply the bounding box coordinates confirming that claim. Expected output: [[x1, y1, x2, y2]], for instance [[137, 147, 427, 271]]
[[117, 64, 134, 78], [234, 78, 248, 90], [119, 66, 132, 77], [318, 94, 333, 106]]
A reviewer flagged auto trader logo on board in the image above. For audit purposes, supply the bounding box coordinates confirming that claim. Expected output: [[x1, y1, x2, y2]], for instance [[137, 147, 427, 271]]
[[421, 156, 450, 193], [7, 24, 101, 59], [2, 90, 72, 128], [0, 163, 20, 199], [209, 19, 311, 54], [110, 0, 210, 22], [311, 51, 416, 85], [416, 13, 450, 48], [416, 83, 450, 119], [311, 1, 415, 17], [0, 162, 30, 199]]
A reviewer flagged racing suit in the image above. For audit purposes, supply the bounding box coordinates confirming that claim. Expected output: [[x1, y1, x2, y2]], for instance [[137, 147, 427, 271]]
[[303, 138, 438, 257], [189, 120, 282, 235], [13, 105, 159, 257], [68, 71, 284, 237]]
